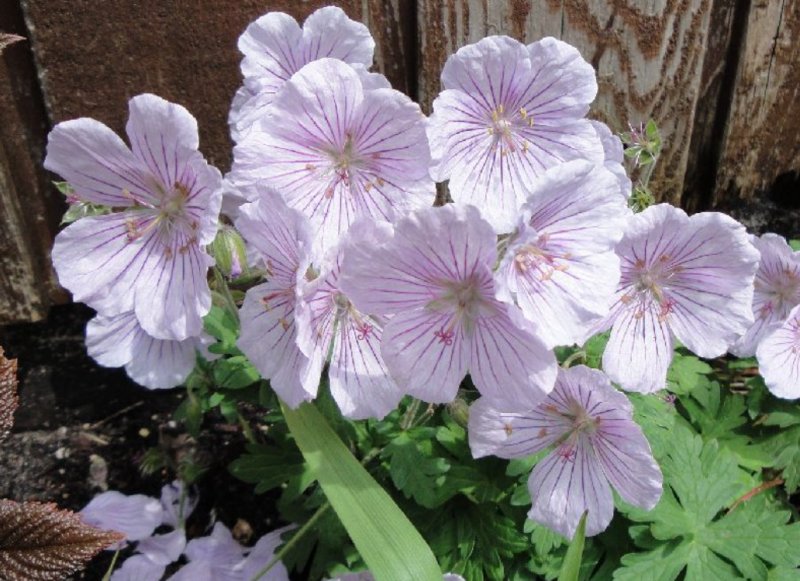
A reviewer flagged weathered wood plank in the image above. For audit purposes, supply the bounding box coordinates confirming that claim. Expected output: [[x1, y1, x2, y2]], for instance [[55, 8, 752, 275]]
[[0, 3, 61, 324], [21, 0, 412, 172], [417, 0, 715, 205], [712, 0, 800, 208]]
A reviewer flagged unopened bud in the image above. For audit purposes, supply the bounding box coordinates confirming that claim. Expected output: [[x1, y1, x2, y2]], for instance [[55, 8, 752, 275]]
[[210, 225, 248, 279], [447, 396, 470, 428]]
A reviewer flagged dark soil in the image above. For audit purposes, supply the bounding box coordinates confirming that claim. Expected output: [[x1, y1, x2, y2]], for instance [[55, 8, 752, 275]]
[[0, 304, 282, 580]]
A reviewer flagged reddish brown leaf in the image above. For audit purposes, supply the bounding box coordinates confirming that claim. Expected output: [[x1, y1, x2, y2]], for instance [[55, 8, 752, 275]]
[[0, 499, 123, 580], [0, 347, 18, 443], [0, 33, 24, 53]]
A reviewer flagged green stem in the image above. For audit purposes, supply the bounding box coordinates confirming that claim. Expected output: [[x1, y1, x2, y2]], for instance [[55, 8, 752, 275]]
[[400, 398, 422, 430], [249, 502, 331, 581], [561, 350, 586, 369], [639, 152, 659, 189], [214, 266, 240, 323], [101, 550, 121, 581]]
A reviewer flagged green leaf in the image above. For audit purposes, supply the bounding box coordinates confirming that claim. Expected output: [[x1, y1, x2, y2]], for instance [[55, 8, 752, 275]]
[[558, 511, 586, 581], [789, 240, 800, 252], [203, 306, 240, 353], [382, 432, 451, 508], [761, 425, 800, 492], [615, 424, 800, 581], [212, 355, 259, 389], [282, 402, 441, 581], [228, 443, 308, 494], [666, 354, 712, 395]]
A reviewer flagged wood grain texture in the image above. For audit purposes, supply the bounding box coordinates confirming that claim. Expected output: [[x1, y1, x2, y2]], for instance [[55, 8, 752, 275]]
[[21, 0, 411, 173], [417, 0, 715, 204], [712, 0, 800, 206], [0, 3, 61, 324]]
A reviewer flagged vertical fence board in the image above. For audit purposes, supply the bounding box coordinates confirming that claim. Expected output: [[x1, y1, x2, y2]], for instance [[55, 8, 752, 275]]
[[417, 0, 715, 205], [21, 0, 411, 173], [713, 0, 800, 208]]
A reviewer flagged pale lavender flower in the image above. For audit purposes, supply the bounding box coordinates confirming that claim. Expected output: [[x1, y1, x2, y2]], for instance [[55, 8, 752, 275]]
[[230, 58, 434, 262], [235, 190, 320, 407], [598, 204, 758, 393], [340, 204, 557, 411], [80, 490, 163, 545], [137, 529, 187, 566], [296, 224, 404, 419], [110, 555, 166, 581], [160, 480, 198, 529], [86, 311, 207, 390], [169, 522, 246, 581], [428, 35, 604, 233], [757, 304, 800, 399], [47, 94, 222, 341], [589, 120, 632, 199], [469, 365, 662, 538], [231, 526, 292, 581], [731, 233, 800, 357], [495, 161, 627, 348], [230, 6, 374, 142]]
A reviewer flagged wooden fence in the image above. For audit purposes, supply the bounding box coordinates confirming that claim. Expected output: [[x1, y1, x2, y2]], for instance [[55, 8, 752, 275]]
[[0, 0, 798, 323]]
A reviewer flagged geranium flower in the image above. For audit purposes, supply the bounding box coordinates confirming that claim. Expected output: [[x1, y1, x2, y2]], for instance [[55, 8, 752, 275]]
[[86, 311, 208, 390], [340, 204, 556, 411], [235, 190, 319, 407], [589, 120, 632, 198], [427, 35, 604, 233], [47, 94, 222, 341], [731, 233, 800, 356], [494, 161, 627, 348], [757, 304, 800, 399], [230, 6, 375, 142], [230, 58, 434, 262], [469, 365, 662, 538], [80, 491, 163, 545], [597, 204, 758, 393], [295, 221, 403, 419]]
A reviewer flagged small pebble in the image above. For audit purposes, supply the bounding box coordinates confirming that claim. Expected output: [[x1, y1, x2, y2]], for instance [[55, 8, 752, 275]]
[[138, 427, 151, 438]]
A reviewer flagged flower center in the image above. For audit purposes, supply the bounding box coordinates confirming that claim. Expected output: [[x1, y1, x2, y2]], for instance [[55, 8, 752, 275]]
[[486, 104, 534, 156], [623, 254, 682, 320], [513, 235, 571, 282], [427, 274, 492, 341]]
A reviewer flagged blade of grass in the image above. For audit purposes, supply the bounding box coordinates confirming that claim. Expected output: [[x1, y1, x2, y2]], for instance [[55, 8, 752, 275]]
[[282, 401, 441, 581], [558, 511, 588, 581]]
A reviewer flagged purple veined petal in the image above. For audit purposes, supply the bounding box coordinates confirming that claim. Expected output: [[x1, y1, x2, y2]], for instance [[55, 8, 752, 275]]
[[554, 366, 662, 510], [160, 480, 198, 529], [341, 205, 497, 316], [520, 37, 597, 119], [523, 161, 628, 253], [238, 282, 318, 407], [52, 210, 162, 317], [757, 304, 800, 399], [468, 397, 572, 460], [381, 307, 469, 403], [467, 303, 557, 411], [110, 554, 166, 581], [87, 312, 200, 389], [351, 63, 392, 90], [80, 491, 162, 544], [238, 11, 305, 95], [184, 522, 246, 564], [589, 120, 631, 198], [732, 233, 800, 357], [167, 561, 239, 581], [137, 529, 186, 566], [86, 312, 140, 368], [125, 94, 200, 191], [232, 526, 293, 581], [229, 85, 255, 143], [44, 118, 155, 207], [296, 250, 402, 419], [528, 434, 614, 538], [624, 206, 758, 358], [440, 35, 532, 100], [300, 6, 374, 66], [132, 232, 214, 341], [603, 293, 674, 393]]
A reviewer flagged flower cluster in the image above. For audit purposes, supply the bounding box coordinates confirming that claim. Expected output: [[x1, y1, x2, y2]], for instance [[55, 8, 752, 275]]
[[80, 482, 291, 581], [47, 4, 795, 552]]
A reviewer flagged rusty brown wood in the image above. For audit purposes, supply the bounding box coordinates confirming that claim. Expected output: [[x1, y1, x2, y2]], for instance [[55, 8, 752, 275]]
[[417, 0, 716, 205], [20, 0, 412, 173], [0, 3, 61, 324], [712, 0, 800, 209]]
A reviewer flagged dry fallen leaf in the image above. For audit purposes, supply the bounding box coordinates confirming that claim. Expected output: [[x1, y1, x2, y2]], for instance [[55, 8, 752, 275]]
[[0, 499, 123, 581], [0, 33, 24, 53], [0, 347, 18, 443]]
